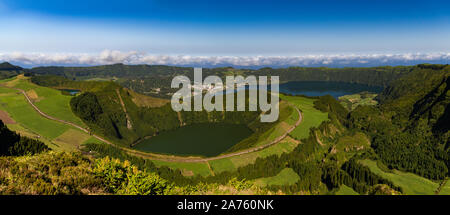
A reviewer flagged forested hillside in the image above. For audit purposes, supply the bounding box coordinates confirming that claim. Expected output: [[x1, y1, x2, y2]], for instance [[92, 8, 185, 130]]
[[0, 62, 24, 80], [349, 64, 450, 180], [0, 120, 49, 156]]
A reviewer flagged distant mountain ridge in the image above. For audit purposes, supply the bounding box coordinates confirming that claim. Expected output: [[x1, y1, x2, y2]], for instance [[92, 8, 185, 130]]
[[0, 61, 418, 86], [17, 62, 422, 100], [0, 62, 23, 71], [28, 63, 413, 85], [0, 62, 25, 79]]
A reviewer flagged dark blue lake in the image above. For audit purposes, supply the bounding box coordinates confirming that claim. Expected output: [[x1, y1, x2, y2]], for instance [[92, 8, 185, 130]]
[[279, 81, 383, 98], [134, 123, 252, 157], [60, 89, 80, 95]]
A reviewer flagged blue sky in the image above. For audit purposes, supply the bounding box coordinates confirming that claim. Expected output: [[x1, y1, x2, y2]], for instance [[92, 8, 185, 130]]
[[0, 0, 449, 67]]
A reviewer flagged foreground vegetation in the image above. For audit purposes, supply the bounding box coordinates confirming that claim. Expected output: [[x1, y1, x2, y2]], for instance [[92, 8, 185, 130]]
[[0, 151, 264, 195]]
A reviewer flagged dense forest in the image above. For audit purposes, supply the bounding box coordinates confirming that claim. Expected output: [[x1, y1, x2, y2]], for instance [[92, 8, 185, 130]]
[[348, 64, 449, 180]]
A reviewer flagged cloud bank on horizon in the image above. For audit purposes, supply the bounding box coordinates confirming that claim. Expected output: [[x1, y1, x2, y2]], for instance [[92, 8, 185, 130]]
[[1, 50, 449, 68]]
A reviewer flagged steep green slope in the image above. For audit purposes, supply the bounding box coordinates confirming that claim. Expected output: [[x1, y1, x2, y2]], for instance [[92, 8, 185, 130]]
[[359, 159, 441, 195], [349, 64, 449, 180]]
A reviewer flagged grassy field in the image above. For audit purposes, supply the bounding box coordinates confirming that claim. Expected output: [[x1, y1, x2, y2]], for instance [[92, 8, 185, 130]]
[[0, 86, 69, 139], [13, 76, 86, 127], [279, 95, 328, 140], [208, 158, 236, 174], [335, 185, 359, 195], [53, 129, 91, 151], [5, 123, 61, 149], [83, 136, 105, 145], [439, 179, 450, 195], [338, 92, 378, 111], [359, 159, 444, 195], [254, 168, 300, 187], [83, 77, 118, 82], [328, 132, 371, 164], [151, 160, 212, 177], [0, 76, 87, 151]]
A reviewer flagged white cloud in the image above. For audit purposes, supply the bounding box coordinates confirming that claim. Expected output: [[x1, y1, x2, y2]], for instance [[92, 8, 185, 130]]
[[0, 50, 449, 67]]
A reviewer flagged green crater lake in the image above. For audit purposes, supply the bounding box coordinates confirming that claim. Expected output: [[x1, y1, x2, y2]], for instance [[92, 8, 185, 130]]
[[133, 123, 253, 157]]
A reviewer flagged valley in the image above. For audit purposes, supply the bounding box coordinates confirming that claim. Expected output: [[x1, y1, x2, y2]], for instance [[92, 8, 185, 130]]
[[0, 74, 304, 163], [0, 63, 448, 195]]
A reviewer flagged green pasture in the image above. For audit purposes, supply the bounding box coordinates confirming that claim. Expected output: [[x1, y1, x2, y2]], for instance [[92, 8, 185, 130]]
[[0, 76, 87, 151], [0, 87, 70, 139], [280, 95, 328, 140], [254, 168, 300, 187], [151, 160, 212, 177], [335, 185, 359, 195], [208, 158, 236, 174], [13, 76, 85, 127], [359, 159, 443, 195], [338, 93, 378, 111]]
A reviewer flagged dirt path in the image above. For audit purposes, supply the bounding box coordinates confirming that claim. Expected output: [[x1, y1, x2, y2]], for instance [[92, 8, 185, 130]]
[[116, 89, 133, 129], [16, 87, 90, 133], [9, 84, 303, 163], [0, 110, 16, 124], [435, 178, 448, 195], [206, 161, 215, 176]]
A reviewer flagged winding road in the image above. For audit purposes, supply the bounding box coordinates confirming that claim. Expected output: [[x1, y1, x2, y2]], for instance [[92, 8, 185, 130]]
[[9, 84, 302, 163]]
